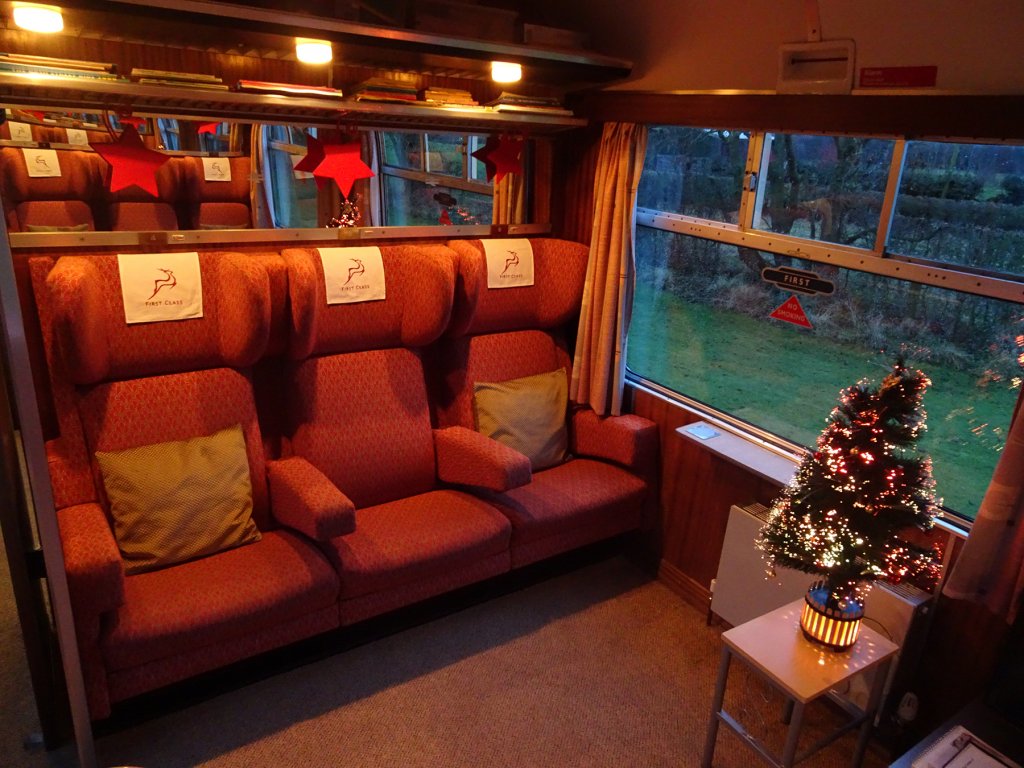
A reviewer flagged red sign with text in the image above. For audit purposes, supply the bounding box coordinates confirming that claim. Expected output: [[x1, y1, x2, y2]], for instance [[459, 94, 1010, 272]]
[[859, 66, 937, 88], [770, 295, 813, 329]]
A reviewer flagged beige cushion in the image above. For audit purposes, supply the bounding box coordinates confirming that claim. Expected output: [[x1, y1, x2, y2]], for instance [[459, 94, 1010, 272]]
[[96, 424, 261, 575], [473, 368, 568, 470], [26, 222, 90, 232]]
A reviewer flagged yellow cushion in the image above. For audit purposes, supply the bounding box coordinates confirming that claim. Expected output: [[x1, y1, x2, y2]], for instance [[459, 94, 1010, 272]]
[[473, 368, 568, 470], [95, 424, 261, 575]]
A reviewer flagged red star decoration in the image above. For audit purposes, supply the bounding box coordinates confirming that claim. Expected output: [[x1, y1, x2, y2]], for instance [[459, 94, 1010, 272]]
[[438, 208, 453, 226], [312, 140, 375, 199], [471, 134, 524, 184], [293, 134, 330, 190], [92, 124, 169, 196], [197, 122, 221, 135], [116, 113, 147, 129]]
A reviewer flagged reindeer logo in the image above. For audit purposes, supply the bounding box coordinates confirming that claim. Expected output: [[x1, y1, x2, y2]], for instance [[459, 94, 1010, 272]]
[[501, 249, 519, 276], [344, 258, 365, 286], [34, 155, 51, 172], [147, 268, 177, 300], [208, 161, 226, 178]]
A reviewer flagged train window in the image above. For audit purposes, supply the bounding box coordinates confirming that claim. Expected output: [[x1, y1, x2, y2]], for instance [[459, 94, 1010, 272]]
[[889, 141, 1024, 276], [630, 127, 1024, 523], [637, 126, 748, 220], [379, 130, 494, 226], [263, 125, 319, 229], [754, 134, 894, 249]]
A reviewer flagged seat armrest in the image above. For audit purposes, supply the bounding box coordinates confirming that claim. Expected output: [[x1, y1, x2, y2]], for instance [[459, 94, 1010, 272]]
[[434, 426, 531, 492], [268, 457, 356, 541], [46, 438, 97, 509], [57, 503, 124, 616], [570, 408, 658, 474]]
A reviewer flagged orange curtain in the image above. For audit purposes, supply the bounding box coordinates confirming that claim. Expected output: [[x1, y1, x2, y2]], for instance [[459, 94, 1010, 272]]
[[943, 397, 1024, 623], [570, 122, 648, 416], [492, 171, 525, 225]]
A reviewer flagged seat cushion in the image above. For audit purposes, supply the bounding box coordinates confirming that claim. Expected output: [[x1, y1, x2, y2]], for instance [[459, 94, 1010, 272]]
[[329, 489, 512, 600], [103, 529, 338, 671], [479, 457, 646, 547]]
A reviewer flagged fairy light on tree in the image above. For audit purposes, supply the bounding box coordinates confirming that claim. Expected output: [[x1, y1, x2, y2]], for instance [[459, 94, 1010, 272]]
[[758, 358, 941, 649]]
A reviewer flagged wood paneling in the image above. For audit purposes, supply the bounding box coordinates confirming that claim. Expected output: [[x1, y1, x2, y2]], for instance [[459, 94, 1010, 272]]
[[551, 123, 600, 243], [631, 386, 782, 609], [572, 92, 1024, 141]]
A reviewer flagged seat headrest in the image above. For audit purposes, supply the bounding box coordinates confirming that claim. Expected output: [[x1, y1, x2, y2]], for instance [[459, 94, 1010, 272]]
[[284, 244, 455, 359], [46, 251, 271, 385], [184, 156, 251, 203], [446, 238, 589, 337], [0, 147, 103, 203]]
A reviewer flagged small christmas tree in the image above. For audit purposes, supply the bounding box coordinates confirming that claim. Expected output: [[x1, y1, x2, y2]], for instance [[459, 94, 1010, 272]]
[[758, 359, 941, 621]]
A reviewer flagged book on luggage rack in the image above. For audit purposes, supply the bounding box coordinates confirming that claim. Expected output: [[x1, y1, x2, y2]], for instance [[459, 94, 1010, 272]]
[[130, 68, 222, 83], [235, 80, 345, 98], [912, 726, 1020, 768]]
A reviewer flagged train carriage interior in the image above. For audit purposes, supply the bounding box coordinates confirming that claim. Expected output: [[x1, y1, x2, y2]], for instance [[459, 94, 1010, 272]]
[[0, 1, 1023, 767]]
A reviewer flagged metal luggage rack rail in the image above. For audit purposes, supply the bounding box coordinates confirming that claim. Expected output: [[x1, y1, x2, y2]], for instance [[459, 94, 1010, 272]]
[[0, 73, 587, 133]]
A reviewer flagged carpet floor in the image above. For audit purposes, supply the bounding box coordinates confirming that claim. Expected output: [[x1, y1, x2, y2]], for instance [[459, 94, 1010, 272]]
[[1, 549, 891, 768]]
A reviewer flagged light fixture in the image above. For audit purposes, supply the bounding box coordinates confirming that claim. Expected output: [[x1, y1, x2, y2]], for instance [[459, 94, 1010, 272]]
[[12, 3, 64, 33], [490, 61, 522, 84], [799, 581, 864, 650], [295, 38, 333, 65]]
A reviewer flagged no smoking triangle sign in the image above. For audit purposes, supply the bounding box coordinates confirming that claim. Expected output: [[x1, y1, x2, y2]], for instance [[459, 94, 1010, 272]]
[[769, 295, 813, 328]]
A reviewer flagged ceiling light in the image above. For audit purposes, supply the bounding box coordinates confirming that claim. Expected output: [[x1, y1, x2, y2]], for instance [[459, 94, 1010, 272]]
[[12, 3, 64, 33], [491, 61, 522, 84], [295, 38, 333, 65]]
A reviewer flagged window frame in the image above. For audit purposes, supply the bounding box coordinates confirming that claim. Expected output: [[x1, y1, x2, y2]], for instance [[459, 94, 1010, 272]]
[[628, 125, 1024, 530]]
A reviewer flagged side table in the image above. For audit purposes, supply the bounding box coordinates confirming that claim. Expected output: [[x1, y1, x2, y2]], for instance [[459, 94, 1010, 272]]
[[702, 598, 899, 768]]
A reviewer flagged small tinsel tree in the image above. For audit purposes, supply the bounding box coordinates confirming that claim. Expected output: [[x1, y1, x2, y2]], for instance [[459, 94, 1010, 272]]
[[758, 359, 941, 613]]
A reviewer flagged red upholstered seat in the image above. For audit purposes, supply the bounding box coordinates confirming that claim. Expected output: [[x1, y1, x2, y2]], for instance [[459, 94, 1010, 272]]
[[183, 156, 252, 229], [32, 251, 340, 719], [108, 157, 183, 231], [0, 147, 104, 231], [436, 238, 658, 568], [282, 245, 512, 625]]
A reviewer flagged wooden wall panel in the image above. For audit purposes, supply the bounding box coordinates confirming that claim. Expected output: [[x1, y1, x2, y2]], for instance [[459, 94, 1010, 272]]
[[631, 386, 781, 609]]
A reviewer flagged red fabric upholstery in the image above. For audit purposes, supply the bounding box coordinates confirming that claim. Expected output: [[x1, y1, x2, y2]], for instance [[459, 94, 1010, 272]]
[[289, 348, 437, 509], [183, 156, 252, 229], [77, 368, 272, 531], [46, 251, 270, 385], [446, 238, 588, 336], [45, 437, 96, 510], [434, 426, 532, 492], [57, 503, 124, 719], [109, 202, 178, 231], [434, 329, 571, 430], [103, 529, 337, 671], [107, 606, 337, 704], [284, 245, 456, 359], [249, 252, 291, 357], [570, 409, 659, 474], [14, 200, 95, 232], [268, 456, 356, 541], [477, 458, 646, 568], [326, 489, 510, 600]]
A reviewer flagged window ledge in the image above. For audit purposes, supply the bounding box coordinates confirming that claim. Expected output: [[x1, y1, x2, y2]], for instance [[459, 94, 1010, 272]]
[[677, 420, 798, 487]]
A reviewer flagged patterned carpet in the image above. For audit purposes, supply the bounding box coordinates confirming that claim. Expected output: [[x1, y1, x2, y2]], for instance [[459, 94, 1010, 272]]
[[1, 550, 892, 768]]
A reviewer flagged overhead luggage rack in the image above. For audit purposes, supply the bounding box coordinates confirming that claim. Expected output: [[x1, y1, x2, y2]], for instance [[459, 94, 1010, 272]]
[[0, 72, 587, 133]]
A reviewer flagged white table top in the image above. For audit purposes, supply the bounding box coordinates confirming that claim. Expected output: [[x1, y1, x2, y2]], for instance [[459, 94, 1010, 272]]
[[722, 598, 900, 704]]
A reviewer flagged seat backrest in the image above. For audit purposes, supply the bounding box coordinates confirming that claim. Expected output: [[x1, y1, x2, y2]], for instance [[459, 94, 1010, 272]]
[[283, 244, 455, 508], [43, 251, 274, 528], [183, 156, 252, 230], [108, 157, 184, 231], [0, 147, 104, 232], [435, 238, 588, 430]]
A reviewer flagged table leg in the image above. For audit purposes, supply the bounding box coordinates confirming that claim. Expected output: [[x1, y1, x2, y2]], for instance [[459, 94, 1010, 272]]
[[782, 698, 795, 725], [701, 646, 733, 768], [851, 658, 893, 768], [781, 701, 805, 768]]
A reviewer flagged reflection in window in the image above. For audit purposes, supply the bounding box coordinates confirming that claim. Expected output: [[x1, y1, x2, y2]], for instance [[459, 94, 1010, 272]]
[[264, 125, 318, 228], [755, 134, 893, 248], [628, 226, 1020, 520], [379, 130, 494, 227], [637, 126, 748, 220], [889, 141, 1024, 276]]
